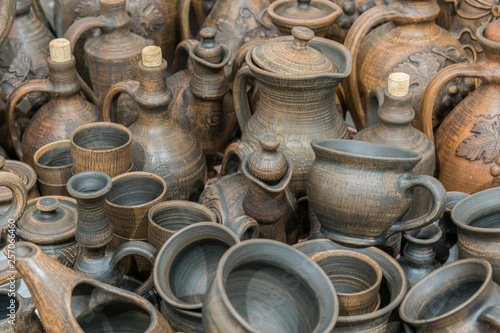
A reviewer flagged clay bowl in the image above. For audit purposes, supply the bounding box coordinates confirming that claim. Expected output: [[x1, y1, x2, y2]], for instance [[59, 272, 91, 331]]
[[148, 201, 217, 250], [33, 140, 73, 186], [202, 239, 339, 332], [154, 222, 240, 332]]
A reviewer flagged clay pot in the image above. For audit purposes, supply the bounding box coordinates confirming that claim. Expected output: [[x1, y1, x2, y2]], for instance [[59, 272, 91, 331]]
[[102, 46, 206, 200], [33, 139, 72, 196], [310, 249, 382, 316], [147, 201, 217, 250], [9, 242, 173, 332], [227, 27, 351, 198], [202, 239, 339, 332], [0, 288, 43, 333], [451, 187, 500, 283], [70, 122, 132, 178], [154, 223, 240, 332], [307, 139, 446, 247], [0, 156, 38, 216], [17, 196, 79, 267], [421, 22, 500, 194], [105, 172, 166, 240], [6, 38, 100, 165], [294, 238, 407, 332], [343, 0, 469, 130], [268, 0, 342, 36], [400, 259, 500, 332]]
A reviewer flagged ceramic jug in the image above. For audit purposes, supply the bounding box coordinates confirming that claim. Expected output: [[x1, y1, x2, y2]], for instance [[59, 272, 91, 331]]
[[9, 242, 173, 333], [421, 22, 500, 194], [6, 38, 99, 166], [343, 0, 469, 130], [64, 0, 150, 126], [103, 46, 206, 200], [0, 156, 38, 216], [226, 27, 351, 198], [170, 28, 236, 156]]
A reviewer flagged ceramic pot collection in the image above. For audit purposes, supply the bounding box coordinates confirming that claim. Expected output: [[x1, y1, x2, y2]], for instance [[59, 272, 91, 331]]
[[1, 2, 500, 331]]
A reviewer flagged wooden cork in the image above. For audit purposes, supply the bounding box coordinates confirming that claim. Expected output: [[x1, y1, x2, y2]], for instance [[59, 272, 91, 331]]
[[142, 46, 162, 67], [49, 38, 71, 63], [388, 73, 410, 97]]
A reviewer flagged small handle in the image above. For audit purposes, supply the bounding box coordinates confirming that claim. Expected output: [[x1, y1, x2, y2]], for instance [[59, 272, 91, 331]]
[[220, 141, 259, 176], [420, 62, 488, 141], [478, 305, 500, 330], [365, 86, 386, 127], [0, 172, 28, 240], [102, 81, 140, 123], [171, 39, 199, 73], [6, 80, 56, 160], [231, 38, 263, 79], [229, 215, 259, 241], [233, 65, 255, 132], [0, 0, 15, 48], [343, 6, 403, 129], [111, 241, 157, 296], [386, 175, 447, 235], [180, 0, 192, 41]]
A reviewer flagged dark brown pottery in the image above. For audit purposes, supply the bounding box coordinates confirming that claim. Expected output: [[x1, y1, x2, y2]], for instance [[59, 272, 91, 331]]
[[202, 239, 339, 332], [154, 222, 240, 332], [147, 201, 217, 250], [9, 242, 173, 332], [0, 156, 38, 216], [0, 0, 15, 48], [400, 259, 500, 332], [70, 122, 132, 178], [0, 172, 27, 246], [17, 196, 79, 267], [67, 171, 157, 296], [0, 288, 42, 333], [102, 46, 206, 200], [33, 139, 72, 196]]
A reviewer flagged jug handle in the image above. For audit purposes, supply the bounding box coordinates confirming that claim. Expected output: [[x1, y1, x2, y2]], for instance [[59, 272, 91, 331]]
[[386, 175, 447, 235], [343, 6, 403, 129], [180, 0, 192, 41], [0, 0, 15, 49], [6, 80, 56, 160], [478, 305, 500, 330], [365, 86, 386, 127], [102, 81, 140, 123], [420, 62, 488, 141], [111, 240, 157, 297], [233, 65, 255, 131], [220, 140, 259, 176], [0, 172, 27, 239], [171, 39, 199, 73]]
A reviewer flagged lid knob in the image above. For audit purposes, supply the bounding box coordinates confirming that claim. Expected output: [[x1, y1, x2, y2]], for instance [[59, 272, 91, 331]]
[[260, 133, 281, 151], [50, 38, 71, 63], [485, 19, 500, 42], [142, 46, 162, 68], [388, 73, 410, 97], [0, 156, 5, 170], [200, 27, 217, 44], [195, 28, 224, 64], [36, 197, 60, 213], [297, 0, 311, 8], [246, 134, 289, 185], [292, 27, 315, 50]]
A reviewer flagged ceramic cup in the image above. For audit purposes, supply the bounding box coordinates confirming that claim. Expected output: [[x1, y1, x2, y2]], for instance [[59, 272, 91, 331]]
[[33, 140, 72, 196]]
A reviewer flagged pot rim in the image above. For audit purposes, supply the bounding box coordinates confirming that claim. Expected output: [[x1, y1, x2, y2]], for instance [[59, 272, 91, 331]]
[[148, 201, 216, 233], [70, 122, 132, 153], [268, 0, 342, 28], [0, 160, 37, 204], [33, 139, 72, 171], [403, 224, 442, 245], [105, 172, 167, 209], [66, 171, 112, 199], [451, 187, 500, 233]]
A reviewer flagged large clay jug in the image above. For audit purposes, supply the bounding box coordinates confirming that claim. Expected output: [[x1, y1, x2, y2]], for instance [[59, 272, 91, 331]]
[[421, 22, 500, 194]]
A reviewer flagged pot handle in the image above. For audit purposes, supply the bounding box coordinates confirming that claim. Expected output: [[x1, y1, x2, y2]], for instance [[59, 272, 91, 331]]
[[6, 80, 56, 160], [365, 86, 386, 127], [180, 0, 192, 41], [102, 81, 140, 123], [233, 65, 255, 132], [387, 175, 447, 235], [0, 0, 14, 49], [343, 6, 402, 129], [111, 240, 157, 296], [171, 39, 198, 73], [0, 171, 27, 241], [478, 305, 500, 330], [421, 62, 489, 141], [220, 140, 259, 176]]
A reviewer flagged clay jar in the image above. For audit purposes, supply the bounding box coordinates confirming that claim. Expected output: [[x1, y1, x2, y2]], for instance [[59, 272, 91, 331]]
[[307, 140, 446, 247], [202, 239, 339, 332], [451, 187, 500, 283], [148, 201, 217, 250], [10, 242, 173, 333], [33, 139, 72, 196], [0, 156, 38, 216], [154, 223, 240, 332], [400, 259, 500, 332], [70, 122, 132, 178], [16, 196, 79, 267], [0, 288, 42, 333]]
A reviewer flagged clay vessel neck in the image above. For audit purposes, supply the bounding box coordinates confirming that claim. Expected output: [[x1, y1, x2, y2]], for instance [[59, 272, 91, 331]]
[[403, 226, 441, 265], [135, 60, 172, 112], [477, 25, 500, 66], [376, 90, 415, 134], [99, 0, 131, 32], [48, 57, 80, 95], [392, 0, 440, 25]]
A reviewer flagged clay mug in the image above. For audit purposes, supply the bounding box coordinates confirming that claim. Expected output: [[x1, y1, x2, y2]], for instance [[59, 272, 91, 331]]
[[400, 259, 500, 332], [148, 201, 217, 250], [307, 139, 446, 247], [70, 122, 132, 177], [310, 249, 382, 316], [33, 140, 72, 196]]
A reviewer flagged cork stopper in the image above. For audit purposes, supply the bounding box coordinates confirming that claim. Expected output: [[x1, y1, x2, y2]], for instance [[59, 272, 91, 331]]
[[485, 19, 500, 42], [388, 73, 410, 97], [142, 46, 162, 68], [49, 38, 72, 63], [246, 134, 288, 186]]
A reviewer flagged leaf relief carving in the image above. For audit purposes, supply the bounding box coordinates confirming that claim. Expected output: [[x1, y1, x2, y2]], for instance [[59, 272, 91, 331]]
[[456, 115, 500, 163]]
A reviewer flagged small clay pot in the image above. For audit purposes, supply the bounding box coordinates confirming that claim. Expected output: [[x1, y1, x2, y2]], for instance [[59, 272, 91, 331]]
[[70, 122, 132, 177], [202, 239, 339, 332], [0, 288, 43, 333], [311, 249, 382, 316], [105, 172, 167, 240], [148, 201, 217, 250], [154, 223, 240, 332], [33, 140, 72, 196]]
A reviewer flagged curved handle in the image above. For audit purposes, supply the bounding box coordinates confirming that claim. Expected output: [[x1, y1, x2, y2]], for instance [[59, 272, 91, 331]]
[[231, 39, 263, 80], [180, 0, 192, 41], [64, 16, 108, 51], [220, 140, 258, 176], [6, 80, 55, 160], [171, 39, 198, 73], [420, 62, 488, 141], [0, 172, 27, 239], [365, 86, 386, 127], [387, 175, 447, 235], [229, 215, 259, 241], [343, 6, 402, 129], [111, 240, 157, 296], [0, 0, 15, 49], [233, 66, 255, 132], [102, 81, 139, 122], [478, 305, 500, 329]]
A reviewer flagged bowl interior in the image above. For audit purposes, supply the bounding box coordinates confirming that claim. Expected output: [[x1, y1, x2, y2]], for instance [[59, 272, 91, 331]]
[[152, 205, 214, 232], [107, 176, 164, 206], [37, 146, 72, 167], [73, 126, 129, 151]]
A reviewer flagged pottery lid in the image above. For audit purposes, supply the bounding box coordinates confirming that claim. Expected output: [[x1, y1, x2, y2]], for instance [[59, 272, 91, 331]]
[[246, 134, 288, 185], [17, 196, 77, 244], [272, 0, 334, 20], [0, 156, 36, 204], [251, 27, 337, 75]]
